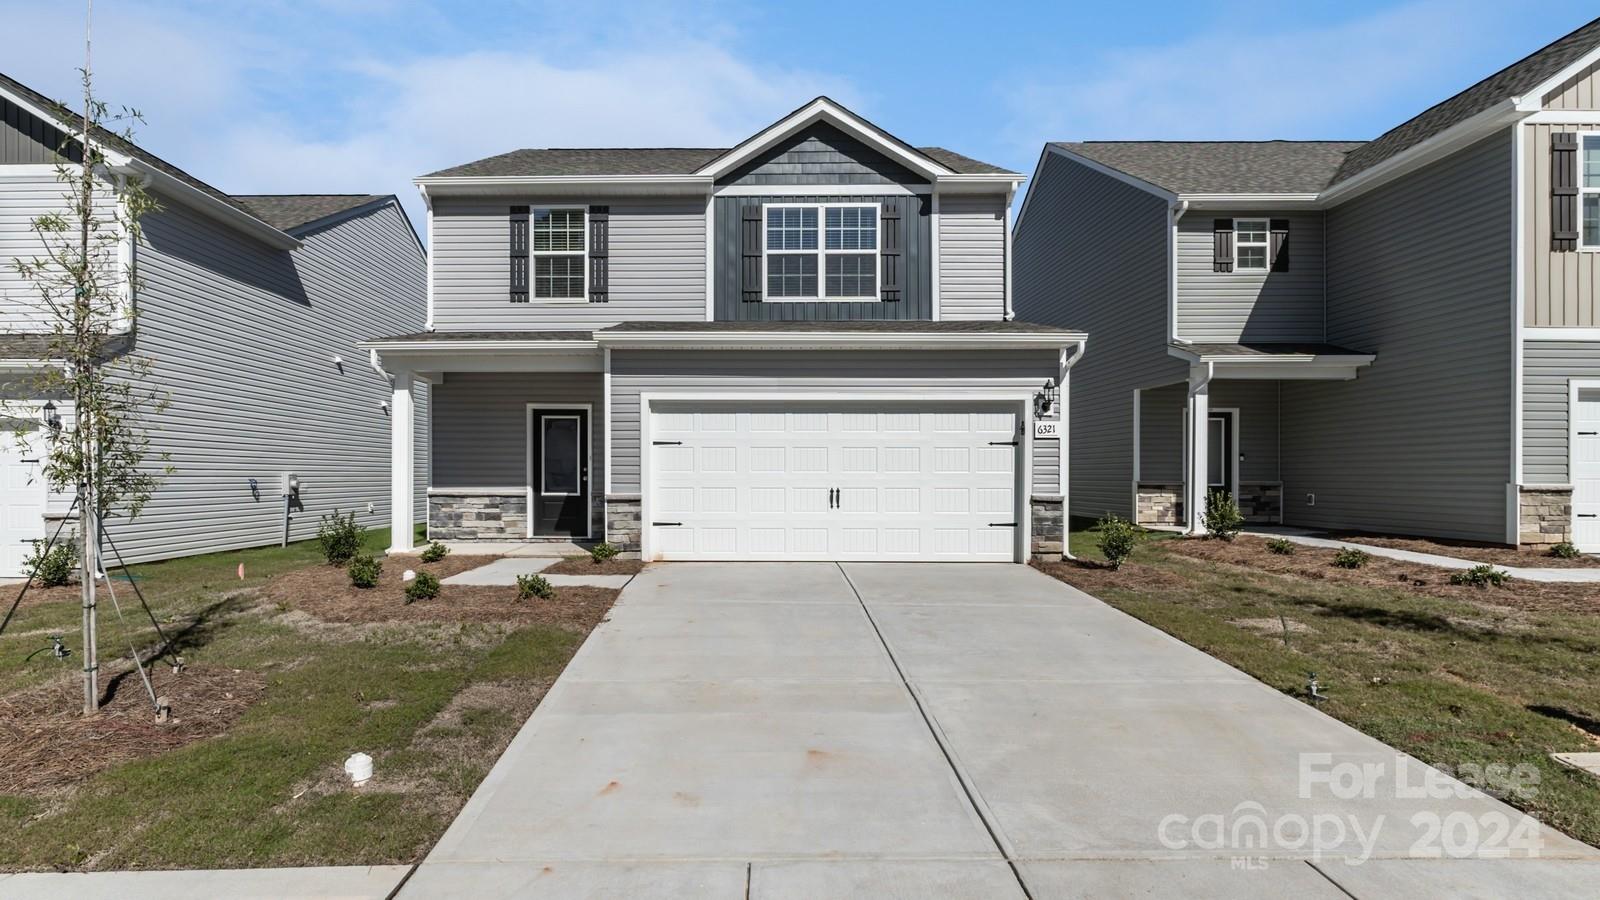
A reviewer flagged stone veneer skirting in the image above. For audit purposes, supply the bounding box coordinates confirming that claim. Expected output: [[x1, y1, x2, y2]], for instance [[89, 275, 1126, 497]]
[[606, 495, 642, 552], [1030, 496, 1064, 559], [1519, 485, 1572, 547], [1136, 484, 1183, 526], [1236, 482, 1283, 524], [428, 490, 527, 541]]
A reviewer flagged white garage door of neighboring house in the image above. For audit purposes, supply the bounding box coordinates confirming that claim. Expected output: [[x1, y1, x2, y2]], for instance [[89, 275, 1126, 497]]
[[1575, 386, 1600, 552], [648, 403, 1022, 562], [0, 430, 47, 578]]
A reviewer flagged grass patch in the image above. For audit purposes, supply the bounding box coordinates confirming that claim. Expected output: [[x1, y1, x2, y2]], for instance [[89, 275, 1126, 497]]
[[1040, 527, 1600, 848]]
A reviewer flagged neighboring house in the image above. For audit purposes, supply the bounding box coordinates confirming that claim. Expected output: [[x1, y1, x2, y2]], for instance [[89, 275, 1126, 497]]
[[364, 97, 1085, 562], [0, 72, 428, 576], [1013, 17, 1600, 553]]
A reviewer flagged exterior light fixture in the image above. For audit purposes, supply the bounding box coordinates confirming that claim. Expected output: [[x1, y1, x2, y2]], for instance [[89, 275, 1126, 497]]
[[1034, 379, 1058, 418], [41, 400, 61, 432]]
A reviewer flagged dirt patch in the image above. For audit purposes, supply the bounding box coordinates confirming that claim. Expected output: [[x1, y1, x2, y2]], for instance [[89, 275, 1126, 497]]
[[2, 581, 83, 612], [0, 663, 265, 796], [1032, 556, 1191, 596], [542, 556, 646, 576], [1324, 532, 1600, 569], [1164, 536, 1600, 614], [1232, 617, 1313, 635]]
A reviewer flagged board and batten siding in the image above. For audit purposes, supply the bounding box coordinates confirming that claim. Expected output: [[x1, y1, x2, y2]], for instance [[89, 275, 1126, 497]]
[[1137, 381, 1281, 484], [712, 194, 932, 321], [0, 168, 119, 332], [103, 200, 429, 563], [430, 197, 706, 331], [1, 97, 81, 165], [1523, 341, 1600, 483], [1523, 122, 1600, 327], [1541, 60, 1600, 110], [938, 193, 1007, 321], [607, 349, 1060, 496], [1175, 211, 1325, 342], [1281, 131, 1513, 542], [1012, 150, 1185, 520]]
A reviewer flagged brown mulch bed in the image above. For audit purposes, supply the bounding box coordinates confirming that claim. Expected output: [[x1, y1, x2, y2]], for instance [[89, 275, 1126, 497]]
[[260, 555, 618, 628], [542, 556, 646, 576], [1322, 532, 1600, 569], [0, 662, 265, 795], [1163, 535, 1600, 614], [3, 581, 83, 611]]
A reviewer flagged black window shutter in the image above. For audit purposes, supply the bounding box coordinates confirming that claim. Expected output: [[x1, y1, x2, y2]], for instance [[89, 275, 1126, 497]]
[[1269, 219, 1290, 272], [1553, 132, 1579, 251], [741, 205, 763, 303], [588, 205, 609, 303], [1212, 219, 1234, 273], [880, 200, 902, 302], [509, 205, 530, 303]]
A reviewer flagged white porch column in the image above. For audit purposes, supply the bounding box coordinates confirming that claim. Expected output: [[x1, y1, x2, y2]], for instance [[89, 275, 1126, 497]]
[[389, 366, 416, 553], [1185, 366, 1211, 536]]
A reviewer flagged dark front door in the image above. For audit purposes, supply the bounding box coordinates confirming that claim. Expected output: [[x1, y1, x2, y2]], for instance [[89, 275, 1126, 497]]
[[1207, 410, 1235, 499], [531, 408, 588, 537]]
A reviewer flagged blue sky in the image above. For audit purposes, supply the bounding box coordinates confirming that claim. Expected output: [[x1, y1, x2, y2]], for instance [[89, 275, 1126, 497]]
[[4, 1, 1596, 231]]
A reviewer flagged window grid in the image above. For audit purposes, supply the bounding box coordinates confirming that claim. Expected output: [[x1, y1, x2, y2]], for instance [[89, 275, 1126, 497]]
[[1582, 135, 1600, 249], [763, 203, 880, 301], [1234, 218, 1269, 272], [530, 207, 587, 299]]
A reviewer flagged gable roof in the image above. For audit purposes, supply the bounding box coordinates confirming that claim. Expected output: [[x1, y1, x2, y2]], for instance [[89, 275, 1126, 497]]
[[1054, 141, 1362, 195], [232, 194, 390, 231]]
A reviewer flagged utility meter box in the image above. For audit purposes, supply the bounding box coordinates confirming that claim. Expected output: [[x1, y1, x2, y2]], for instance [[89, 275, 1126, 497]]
[[281, 472, 300, 496]]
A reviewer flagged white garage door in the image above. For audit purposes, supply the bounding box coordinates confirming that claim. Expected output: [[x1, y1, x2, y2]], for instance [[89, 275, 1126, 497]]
[[648, 403, 1021, 561], [0, 430, 47, 577], [1575, 387, 1600, 552]]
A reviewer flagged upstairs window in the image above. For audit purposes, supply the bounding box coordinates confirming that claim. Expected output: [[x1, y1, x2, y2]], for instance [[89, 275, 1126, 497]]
[[1582, 135, 1600, 249], [765, 203, 879, 300], [1233, 218, 1269, 271], [531, 208, 587, 299]]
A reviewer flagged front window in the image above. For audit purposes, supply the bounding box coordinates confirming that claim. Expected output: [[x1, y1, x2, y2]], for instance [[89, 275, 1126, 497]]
[[532, 208, 586, 299], [1234, 218, 1269, 271], [765, 203, 879, 300], [1582, 136, 1600, 248]]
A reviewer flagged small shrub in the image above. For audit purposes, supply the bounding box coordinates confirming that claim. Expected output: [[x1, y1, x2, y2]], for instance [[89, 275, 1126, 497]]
[[25, 540, 77, 587], [1549, 541, 1580, 560], [405, 571, 440, 603], [1332, 547, 1370, 569], [348, 554, 382, 589], [1450, 564, 1510, 588], [516, 573, 554, 601], [1202, 490, 1244, 541], [1265, 537, 1297, 556], [1094, 514, 1139, 570], [419, 541, 450, 563], [317, 511, 364, 565], [589, 542, 619, 564]]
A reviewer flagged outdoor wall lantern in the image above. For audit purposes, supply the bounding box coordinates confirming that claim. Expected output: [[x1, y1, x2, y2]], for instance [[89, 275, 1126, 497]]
[[1034, 379, 1058, 418], [41, 400, 61, 432]]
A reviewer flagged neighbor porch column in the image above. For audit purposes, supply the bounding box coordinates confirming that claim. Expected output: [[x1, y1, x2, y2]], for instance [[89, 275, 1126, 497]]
[[1185, 367, 1211, 536], [389, 366, 416, 553]]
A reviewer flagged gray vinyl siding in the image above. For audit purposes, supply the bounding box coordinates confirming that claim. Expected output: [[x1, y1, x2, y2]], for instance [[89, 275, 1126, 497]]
[[1138, 381, 1281, 484], [102, 200, 429, 563], [717, 122, 929, 187], [430, 370, 605, 534], [1281, 131, 1513, 542], [607, 349, 1059, 496], [1523, 340, 1600, 482], [938, 193, 1007, 321], [431, 197, 706, 331], [712, 194, 932, 321], [1175, 211, 1325, 342], [1, 97, 79, 164], [0, 169, 118, 331], [1012, 151, 1185, 520]]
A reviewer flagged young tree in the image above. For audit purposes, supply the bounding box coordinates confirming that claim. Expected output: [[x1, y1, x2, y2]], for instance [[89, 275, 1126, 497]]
[[8, 13, 166, 715]]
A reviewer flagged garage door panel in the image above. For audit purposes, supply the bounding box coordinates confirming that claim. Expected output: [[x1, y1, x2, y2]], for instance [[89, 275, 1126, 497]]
[[0, 432, 46, 577], [1576, 388, 1600, 551]]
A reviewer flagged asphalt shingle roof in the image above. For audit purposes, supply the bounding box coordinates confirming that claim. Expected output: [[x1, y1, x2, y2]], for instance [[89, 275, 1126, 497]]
[[368, 330, 597, 343], [424, 145, 1015, 179], [232, 194, 389, 231], [601, 320, 1078, 334], [1054, 141, 1364, 195], [1176, 341, 1371, 358]]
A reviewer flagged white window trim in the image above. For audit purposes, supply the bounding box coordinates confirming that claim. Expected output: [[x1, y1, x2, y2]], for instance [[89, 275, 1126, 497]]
[[529, 206, 590, 302], [762, 201, 882, 302], [1578, 133, 1600, 252], [1233, 218, 1270, 272]]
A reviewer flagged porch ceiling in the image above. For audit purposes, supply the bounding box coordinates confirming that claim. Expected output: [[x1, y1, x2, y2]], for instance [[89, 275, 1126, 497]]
[[1169, 341, 1375, 380]]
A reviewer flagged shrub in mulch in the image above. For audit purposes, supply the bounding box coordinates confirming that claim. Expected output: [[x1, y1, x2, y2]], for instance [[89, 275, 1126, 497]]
[[542, 555, 645, 576], [516, 574, 553, 601], [0, 663, 265, 795], [1325, 532, 1600, 570]]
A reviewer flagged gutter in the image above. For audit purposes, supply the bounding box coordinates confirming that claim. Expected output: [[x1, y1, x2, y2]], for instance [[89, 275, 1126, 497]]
[[112, 160, 300, 250]]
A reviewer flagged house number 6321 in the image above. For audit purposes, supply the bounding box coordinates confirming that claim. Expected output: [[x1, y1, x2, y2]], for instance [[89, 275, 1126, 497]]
[[1034, 421, 1060, 438]]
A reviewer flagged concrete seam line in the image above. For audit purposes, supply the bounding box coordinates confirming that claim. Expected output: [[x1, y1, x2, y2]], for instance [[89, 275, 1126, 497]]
[[833, 563, 1035, 900], [1305, 860, 1360, 899], [384, 862, 421, 900]]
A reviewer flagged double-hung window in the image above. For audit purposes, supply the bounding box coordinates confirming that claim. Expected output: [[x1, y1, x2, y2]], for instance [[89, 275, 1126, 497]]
[[531, 208, 587, 299], [1233, 219, 1269, 271], [764, 203, 879, 300], [1582, 135, 1600, 249]]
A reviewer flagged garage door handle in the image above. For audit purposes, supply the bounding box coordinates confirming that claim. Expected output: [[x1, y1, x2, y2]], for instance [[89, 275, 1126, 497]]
[[652, 440, 683, 446], [989, 440, 1018, 446], [988, 521, 1018, 527], [652, 521, 683, 526], [1580, 431, 1598, 436], [1580, 514, 1598, 519]]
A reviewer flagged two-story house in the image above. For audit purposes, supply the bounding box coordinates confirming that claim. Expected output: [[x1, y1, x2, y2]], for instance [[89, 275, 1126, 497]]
[[1014, 17, 1600, 554], [0, 71, 428, 575], [365, 98, 1086, 563]]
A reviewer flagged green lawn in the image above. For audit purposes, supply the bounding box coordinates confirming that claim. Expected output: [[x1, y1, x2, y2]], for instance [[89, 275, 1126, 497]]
[[1046, 524, 1600, 848], [0, 526, 593, 871]]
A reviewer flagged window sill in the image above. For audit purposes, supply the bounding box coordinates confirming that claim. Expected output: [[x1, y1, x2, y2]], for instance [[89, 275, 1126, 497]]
[[761, 297, 884, 303]]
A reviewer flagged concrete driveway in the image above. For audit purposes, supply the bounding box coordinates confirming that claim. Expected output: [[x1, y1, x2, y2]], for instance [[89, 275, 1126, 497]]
[[402, 563, 1600, 899]]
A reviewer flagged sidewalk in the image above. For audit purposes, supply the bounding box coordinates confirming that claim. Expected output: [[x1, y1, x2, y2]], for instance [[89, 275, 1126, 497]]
[[0, 865, 410, 899], [1246, 527, 1600, 583]]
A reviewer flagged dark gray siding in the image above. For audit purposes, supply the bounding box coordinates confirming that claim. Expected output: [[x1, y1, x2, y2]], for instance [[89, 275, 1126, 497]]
[[1139, 380, 1281, 483], [1523, 340, 1600, 482], [713, 194, 932, 321], [1281, 131, 1513, 542], [608, 349, 1059, 495], [1, 97, 79, 164], [1012, 151, 1185, 519], [717, 122, 929, 187], [1176, 211, 1325, 342]]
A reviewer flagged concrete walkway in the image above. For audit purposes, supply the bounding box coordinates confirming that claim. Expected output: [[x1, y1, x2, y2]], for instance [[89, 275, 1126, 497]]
[[0, 865, 409, 899], [400, 563, 1600, 898], [1248, 527, 1600, 583], [441, 556, 634, 589]]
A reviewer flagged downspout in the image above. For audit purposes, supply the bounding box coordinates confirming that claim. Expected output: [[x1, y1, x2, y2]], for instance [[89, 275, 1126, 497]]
[[420, 185, 436, 332], [1059, 339, 1087, 560], [1168, 200, 1190, 344]]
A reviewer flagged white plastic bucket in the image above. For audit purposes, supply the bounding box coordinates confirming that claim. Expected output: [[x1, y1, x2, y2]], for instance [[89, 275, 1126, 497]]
[[344, 752, 373, 786]]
